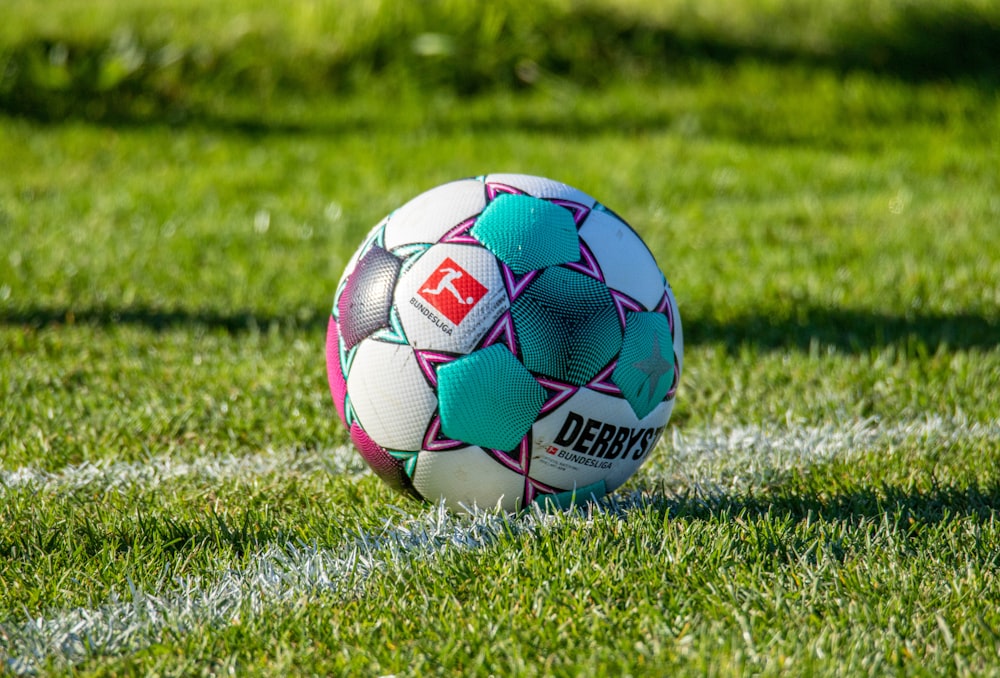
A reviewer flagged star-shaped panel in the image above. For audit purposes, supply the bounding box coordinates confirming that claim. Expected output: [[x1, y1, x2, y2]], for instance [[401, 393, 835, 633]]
[[414, 349, 455, 388], [536, 376, 579, 415], [422, 414, 464, 451], [485, 435, 531, 475], [563, 240, 605, 283], [480, 311, 519, 355]]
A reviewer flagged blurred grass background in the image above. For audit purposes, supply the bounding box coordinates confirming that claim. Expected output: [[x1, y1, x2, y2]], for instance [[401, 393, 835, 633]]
[[3, 0, 999, 122], [2, 3, 1000, 674]]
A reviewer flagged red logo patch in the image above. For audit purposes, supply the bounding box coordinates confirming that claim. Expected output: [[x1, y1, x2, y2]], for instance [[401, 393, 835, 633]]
[[418, 257, 488, 325]]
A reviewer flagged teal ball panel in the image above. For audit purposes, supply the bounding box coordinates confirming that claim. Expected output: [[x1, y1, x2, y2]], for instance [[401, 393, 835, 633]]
[[612, 312, 675, 419], [471, 193, 579, 275], [510, 266, 622, 386], [437, 344, 547, 451]]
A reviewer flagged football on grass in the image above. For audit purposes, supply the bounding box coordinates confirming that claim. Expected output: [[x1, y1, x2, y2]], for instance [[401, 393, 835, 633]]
[[326, 173, 683, 512]]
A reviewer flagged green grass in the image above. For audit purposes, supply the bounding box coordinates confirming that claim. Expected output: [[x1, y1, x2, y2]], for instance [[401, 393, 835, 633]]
[[2, 0, 1000, 675], [3, 0, 1000, 120]]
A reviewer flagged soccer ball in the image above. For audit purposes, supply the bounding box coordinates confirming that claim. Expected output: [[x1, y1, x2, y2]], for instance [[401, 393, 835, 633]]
[[326, 173, 682, 512]]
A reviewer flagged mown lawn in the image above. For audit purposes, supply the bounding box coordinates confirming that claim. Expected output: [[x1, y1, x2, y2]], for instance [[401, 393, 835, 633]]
[[2, 1, 999, 675]]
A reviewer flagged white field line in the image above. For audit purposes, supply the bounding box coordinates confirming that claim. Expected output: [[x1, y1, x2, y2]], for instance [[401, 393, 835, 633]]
[[1, 504, 543, 675], [2, 415, 995, 674], [0, 445, 366, 497], [650, 414, 1000, 495]]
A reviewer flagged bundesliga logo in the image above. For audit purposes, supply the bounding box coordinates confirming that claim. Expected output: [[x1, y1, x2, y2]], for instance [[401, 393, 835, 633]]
[[418, 257, 488, 325]]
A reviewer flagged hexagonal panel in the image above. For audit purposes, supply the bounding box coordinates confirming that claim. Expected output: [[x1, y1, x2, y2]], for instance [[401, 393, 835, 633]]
[[578, 208, 664, 310], [412, 445, 527, 513], [484, 173, 598, 207], [350, 422, 420, 500], [663, 282, 684, 377], [470, 193, 579, 275], [437, 344, 546, 451], [382, 179, 488, 250], [393, 243, 508, 354], [612, 312, 675, 419], [325, 315, 348, 427], [530, 386, 673, 493], [346, 339, 437, 451], [337, 244, 402, 350], [510, 266, 622, 386]]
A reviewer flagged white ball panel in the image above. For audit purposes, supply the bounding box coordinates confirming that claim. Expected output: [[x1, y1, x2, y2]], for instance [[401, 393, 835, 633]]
[[485, 173, 597, 207], [666, 283, 684, 375], [383, 179, 487, 250], [412, 447, 525, 513], [578, 209, 663, 310], [346, 339, 437, 451], [529, 387, 672, 492], [394, 243, 509, 354], [602, 400, 673, 492]]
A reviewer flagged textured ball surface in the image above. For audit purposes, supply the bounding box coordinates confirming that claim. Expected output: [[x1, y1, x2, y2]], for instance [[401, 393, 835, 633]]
[[327, 174, 683, 512]]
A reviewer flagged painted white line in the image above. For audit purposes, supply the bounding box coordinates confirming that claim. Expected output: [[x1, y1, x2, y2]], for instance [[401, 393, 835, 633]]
[[0, 445, 366, 497], [2, 416, 994, 673], [647, 415, 999, 494], [2, 503, 549, 675]]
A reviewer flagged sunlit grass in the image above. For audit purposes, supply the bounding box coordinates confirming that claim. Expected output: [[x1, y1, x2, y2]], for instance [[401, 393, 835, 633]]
[[2, 0, 999, 674]]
